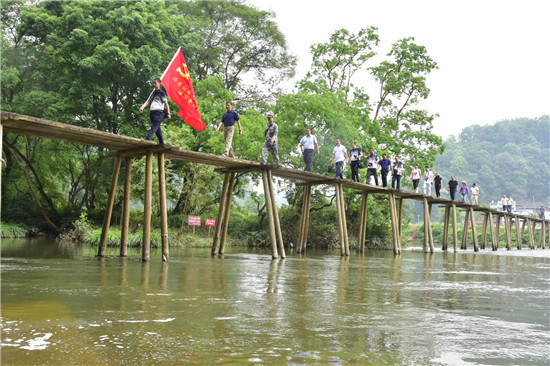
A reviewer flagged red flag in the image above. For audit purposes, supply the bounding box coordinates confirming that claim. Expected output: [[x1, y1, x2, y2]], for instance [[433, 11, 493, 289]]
[[161, 48, 205, 131]]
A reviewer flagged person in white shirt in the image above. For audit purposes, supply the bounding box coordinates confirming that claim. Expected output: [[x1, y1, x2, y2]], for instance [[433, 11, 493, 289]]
[[297, 128, 320, 172], [423, 165, 434, 195], [365, 148, 379, 185], [139, 78, 171, 144], [331, 139, 348, 179], [391, 155, 405, 189], [501, 195, 507, 211], [507, 196, 514, 213], [409, 164, 421, 193], [470, 183, 480, 205]]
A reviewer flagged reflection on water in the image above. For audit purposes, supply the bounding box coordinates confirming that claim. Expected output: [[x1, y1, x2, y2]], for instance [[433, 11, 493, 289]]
[[1, 239, 549, 365]]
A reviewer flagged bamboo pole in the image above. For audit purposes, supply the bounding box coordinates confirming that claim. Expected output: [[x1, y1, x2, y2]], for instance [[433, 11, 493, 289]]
[[0, 122, 2, 219], [494, 214, 501, 251], [297, 186, 307, 253], [470, 208, 479, 252], [158, 153, 169, 261], [267, 170, 285, 258], [504, 215, 512, 250], [488, 212, 496, 251], [452, 203, 458, 252], [120, 157, 132, 257], [542, 221, 547, 249], [481, 213, 488, 250], [335, 184, 346, 256], [142, 150, 154, 262], [219, 172, 236, 255], [537, 220, 545, 249], [461, 208, 469, 250], [422, 198, 430, 253], [211, 173, 229, 255], [528, 219, 535, 249], [389, 193, 400, 255], [428, 203, 434, 253], [262, 171, 278, 259], [515, 216, 521, 249], [357, 192, 366, 253], [520, 217, 527, 249], [302, 185, 312, 253], [442, 206, 450, 251], [397, 197, 403, 251], [339, 184, 350, 256], [98, 155, 122, 257]]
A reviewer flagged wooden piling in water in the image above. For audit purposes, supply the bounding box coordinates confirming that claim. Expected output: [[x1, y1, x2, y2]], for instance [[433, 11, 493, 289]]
[[504, 214, 512, 250], [212, 173, 229, 255], [389, 193, 402, 254], [98, 155, 122, 257], [267, 170, 285, 258], [481, 213, 488, 250], [142, 150, 154, 262], [488, 212, 496, 251], [335, 183, 346, 256], [357, 192, 368, 253], [219, 172, 236, 255], [461, 208, 470, 250], [120, 157, 132, 257], [158, 153, 169, 261], [528, 219, 535, 249], [542, 221, 547, 249], [423, 198, 430, 253], [493, 215, 500, 250], [452, 203, 458, 252], [520, 217, 527, 249], [262, 170, 278, 259], [538, 220, 545, 249], [514, 216, 522, 249], [469, 207, 479, 251], [442, 206, 450, 251], [428, 203, 434, 253], [397, 198, 403, 247], [339, 184, 350, 256], [297, 186, 308, 253]]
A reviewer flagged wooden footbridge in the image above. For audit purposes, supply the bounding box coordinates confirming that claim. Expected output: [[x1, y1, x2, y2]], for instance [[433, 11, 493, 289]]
[[2, 112, 549, 261]]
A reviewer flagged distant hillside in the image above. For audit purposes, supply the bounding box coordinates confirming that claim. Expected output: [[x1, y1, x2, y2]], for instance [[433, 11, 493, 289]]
[[433, 116, 550, 206]]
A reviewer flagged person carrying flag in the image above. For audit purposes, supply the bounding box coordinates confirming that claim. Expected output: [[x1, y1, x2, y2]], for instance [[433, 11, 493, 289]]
[[139, 78, 171, 144]]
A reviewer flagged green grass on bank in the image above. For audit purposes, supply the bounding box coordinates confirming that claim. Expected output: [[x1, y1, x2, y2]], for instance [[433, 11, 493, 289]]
[[1, 223, 27, 238], [83, 228, 219, 248]]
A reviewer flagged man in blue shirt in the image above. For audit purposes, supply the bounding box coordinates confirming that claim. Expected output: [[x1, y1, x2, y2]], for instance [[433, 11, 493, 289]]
[[377, 153, 392, 187], [297, 128, 320, 172], [216, 101, 242, 158], [139, 78, 171, 144]]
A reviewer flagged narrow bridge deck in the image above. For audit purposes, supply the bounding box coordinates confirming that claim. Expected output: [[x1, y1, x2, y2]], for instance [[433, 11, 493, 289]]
[[2, 111, 543, 218]]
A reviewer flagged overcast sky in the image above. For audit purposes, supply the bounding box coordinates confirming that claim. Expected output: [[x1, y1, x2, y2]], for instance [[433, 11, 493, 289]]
[[248, 0, 550, 138]]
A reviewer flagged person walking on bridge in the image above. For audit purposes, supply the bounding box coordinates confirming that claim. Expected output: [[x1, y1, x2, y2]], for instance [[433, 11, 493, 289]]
[[423, 165, 434, 195], [434, 173, 442, 197], [331, 139, 348, 179], [501, 195, 508, 211], [539, 205, 546, 219], [297, 128, 319, 172], [349, 142, 364, 182], [459, 181, 469, 202], [378, 153, 391, 187], [140, 78, 171, 144], [261, 114, 280, 166], [448, 176, 458, 200], [366, 148, 379, 186], [391, 155, 404, 189], [470, 183, 480, 205], [216, 101, 242, 158], [409, 164, 421, 193]]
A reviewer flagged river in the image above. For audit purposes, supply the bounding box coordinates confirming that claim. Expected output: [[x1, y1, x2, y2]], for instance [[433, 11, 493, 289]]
[[1, 238, 549, 365]]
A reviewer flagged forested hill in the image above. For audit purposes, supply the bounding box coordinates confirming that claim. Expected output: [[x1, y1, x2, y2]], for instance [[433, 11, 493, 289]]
[[434, 116, 550, 206]]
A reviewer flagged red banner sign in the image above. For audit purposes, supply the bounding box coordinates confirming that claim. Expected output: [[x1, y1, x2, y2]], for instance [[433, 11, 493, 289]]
[[188, 216, 201, 226], [205, 219, 216, 226]]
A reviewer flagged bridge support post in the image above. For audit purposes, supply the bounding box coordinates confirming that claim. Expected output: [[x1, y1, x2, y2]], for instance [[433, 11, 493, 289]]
[[470, 208, 479, 251], [442, 206, 450, 251], [428, 203, 434, 253], [397, 197, 403, 246], [488, 212, 496, 251], [538, 220, 545, 249], [158, 153, 169, 261], [298, 185, 312, 253], [98, 155, 122, 257], [514, 216, 521, 249], [481, 213, 488, 250], [335, 183, 347, 256], [504, 214, 512, 250], [529, 219, 535, 249], [267, 170, 285, 258], [262, 170, 278, 259], [452, 203, 458, 252], [212, 173, 230, 255], [494, 214, 501, 251], [389, 193, 401, 254], [520, 217, 527, 249], [461, 208, 469, 250], [120, 157, 132, 257], [339, 184, 349, 256], [357, 192, 368, 253], [423, 198, 433, 253], [219, 172, 236, 255], [142, 150, 153, 262]]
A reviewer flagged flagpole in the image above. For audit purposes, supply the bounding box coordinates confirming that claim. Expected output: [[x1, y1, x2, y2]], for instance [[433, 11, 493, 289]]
[[161, 47, 182, 81]]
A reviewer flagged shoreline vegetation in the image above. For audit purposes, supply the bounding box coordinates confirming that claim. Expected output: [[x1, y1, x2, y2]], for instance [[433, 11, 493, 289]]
[[2, 221, 543, 250]]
